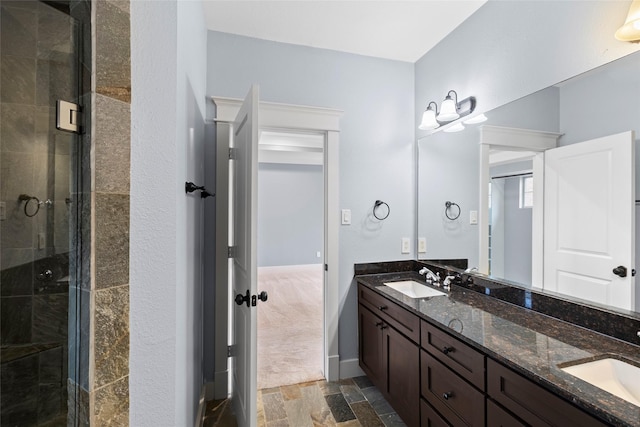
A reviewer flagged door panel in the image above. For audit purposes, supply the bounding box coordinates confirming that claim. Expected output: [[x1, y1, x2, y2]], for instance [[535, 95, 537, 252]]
[[544, 131, 635, 310], [231, 85, 260, 427]]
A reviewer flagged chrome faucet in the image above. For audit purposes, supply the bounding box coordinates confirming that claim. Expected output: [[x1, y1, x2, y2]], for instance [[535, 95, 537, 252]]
[[419, 267, 440, 285], [464, 267, 478, 273], [443, 275, 457, 291]]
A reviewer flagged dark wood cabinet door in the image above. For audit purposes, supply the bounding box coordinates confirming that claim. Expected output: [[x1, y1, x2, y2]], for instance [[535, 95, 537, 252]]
[[358, 304, 384, 385], [421, 398, 456, 427], [386, 325, 420, 427]]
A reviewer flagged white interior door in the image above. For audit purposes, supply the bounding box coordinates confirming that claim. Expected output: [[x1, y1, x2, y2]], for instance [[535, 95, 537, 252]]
[[544, 131, 635, 310], [231, 85, 260, 427]]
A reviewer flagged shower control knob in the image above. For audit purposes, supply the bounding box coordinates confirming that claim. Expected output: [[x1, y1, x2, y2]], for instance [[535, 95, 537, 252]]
[[37, 269, 54, 282]]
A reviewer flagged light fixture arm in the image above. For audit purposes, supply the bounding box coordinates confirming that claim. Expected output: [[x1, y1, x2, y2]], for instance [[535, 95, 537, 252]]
[[426, 101, 439, 114], [446, 90, 458, 103]]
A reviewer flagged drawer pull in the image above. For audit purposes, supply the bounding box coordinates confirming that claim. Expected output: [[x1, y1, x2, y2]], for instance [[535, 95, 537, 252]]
[[378, 305, 388, 311], [442, 346, 455, 355], [442, 392, 454, 400]]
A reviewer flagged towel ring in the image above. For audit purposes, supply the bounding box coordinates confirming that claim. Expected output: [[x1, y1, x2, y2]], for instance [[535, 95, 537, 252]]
[[18, 194, 41, 218], [444, 201, 461, 221], [373, 200, 390, 220]]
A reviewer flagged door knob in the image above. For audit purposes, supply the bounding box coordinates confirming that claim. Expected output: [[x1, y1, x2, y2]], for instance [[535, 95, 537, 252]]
[[613, 266, 628, 278], [235, 290, 250, 307], [258, 291, 268, 302]]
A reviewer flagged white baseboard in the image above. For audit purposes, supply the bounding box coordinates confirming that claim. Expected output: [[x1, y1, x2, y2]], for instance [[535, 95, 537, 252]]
[[204, 382, 215, 400], [327, 354, 340, 382], [214, 370, 229, 400], [339, 358, 365, 379]]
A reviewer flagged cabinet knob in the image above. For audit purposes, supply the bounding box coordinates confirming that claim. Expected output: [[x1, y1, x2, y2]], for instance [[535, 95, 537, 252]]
[[442, 346, 455, 355], [378, 305, 388, 311], [442, 392, 453, 400]]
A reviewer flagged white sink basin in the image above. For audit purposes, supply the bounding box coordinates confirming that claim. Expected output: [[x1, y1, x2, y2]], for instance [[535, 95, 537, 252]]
[[384, 281, 446, 299], [560, 358, 640, 406]]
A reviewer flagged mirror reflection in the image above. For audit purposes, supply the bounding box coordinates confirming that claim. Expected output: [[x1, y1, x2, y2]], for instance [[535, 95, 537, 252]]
[[417, 50, 640, 314]]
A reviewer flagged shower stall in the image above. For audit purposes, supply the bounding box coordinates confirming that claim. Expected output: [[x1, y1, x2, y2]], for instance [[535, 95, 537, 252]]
[[1, 0, 89, 425]]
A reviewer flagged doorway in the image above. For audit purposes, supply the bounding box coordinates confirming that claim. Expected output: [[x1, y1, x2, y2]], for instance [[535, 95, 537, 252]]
[[211, 96, 342, 400], [256, 131, 325, 389]]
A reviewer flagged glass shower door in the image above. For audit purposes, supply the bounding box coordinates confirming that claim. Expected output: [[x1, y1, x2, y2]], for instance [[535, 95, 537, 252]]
[[1, 1, 83, 425]]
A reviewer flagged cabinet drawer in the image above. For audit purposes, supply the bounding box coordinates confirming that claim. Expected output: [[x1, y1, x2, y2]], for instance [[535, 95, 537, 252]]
[[421, 320, 485, 390], [421, 351, 485, 426], [358, 283, 420, 343], [487, 359, 608, 427], [421, 398, 465, 427], [487, 399, 526, 427]]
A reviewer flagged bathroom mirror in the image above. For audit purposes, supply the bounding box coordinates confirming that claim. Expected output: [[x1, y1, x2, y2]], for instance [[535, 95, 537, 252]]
[[417, 50, 640, 314]]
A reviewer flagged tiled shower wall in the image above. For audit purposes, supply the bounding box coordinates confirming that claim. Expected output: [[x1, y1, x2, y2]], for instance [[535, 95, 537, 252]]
[[70, 0, 131, 424], [1, 2, 75, 424]]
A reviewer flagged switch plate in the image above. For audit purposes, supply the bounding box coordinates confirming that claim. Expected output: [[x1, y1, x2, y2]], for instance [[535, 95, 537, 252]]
[[0, 202, 5, 221], [418, 237, 426, 253], [470, 210, 478, 225], [341, 209, 351, 225], [401, 237, 411, 254], [316, 251, 321, 258], [38, 233, 46, 249]]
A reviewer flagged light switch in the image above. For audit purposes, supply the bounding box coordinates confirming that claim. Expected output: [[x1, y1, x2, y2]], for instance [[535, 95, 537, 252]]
[[418, 237, 426, 253], [401, 237, 411, 254], [38, 233, 46, 249], [470, 210, 478, 225], [341, 209, 351, 225]]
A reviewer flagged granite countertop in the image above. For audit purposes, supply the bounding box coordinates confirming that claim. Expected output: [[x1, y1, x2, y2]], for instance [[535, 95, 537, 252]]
[[356, 271, 640, 427]]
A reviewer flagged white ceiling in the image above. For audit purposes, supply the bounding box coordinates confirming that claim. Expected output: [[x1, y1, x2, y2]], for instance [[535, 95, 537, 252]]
[[202, 1, 487, 63]]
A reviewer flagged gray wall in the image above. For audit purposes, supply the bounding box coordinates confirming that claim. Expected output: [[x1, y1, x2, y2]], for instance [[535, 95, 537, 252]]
[[207, 31, 415, 362], [131, 1, 208, 425], [258, 163, 323, 267], [502, 177, 533, 286]]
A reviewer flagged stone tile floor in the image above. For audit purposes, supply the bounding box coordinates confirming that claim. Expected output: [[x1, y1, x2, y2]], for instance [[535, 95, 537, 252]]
[[203, 376, 407, 427]]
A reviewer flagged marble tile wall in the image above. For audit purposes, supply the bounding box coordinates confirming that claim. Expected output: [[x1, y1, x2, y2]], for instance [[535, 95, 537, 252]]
[[87, 0, 131, 425]]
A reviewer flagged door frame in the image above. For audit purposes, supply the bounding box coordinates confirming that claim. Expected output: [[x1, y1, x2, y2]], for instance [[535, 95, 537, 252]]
[[479, 125, 561, 288], [212, 96, 343, 399]]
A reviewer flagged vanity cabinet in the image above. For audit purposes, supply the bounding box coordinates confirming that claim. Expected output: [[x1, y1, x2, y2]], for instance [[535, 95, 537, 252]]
[[487, 359, 608, 427], [357, 282, 614, 427], [421, 320, 485, 426], [358, 285, 420, 427]]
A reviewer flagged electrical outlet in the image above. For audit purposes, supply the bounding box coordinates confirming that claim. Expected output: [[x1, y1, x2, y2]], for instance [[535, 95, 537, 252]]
[[341, 209, 351, 225], [418, 237, 426, 253], [401, 237, 411, 254]]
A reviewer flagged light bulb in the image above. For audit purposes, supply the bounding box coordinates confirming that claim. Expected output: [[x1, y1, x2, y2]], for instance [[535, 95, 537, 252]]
[[437, 97, 459, 122], [418, 108, 439, 130]]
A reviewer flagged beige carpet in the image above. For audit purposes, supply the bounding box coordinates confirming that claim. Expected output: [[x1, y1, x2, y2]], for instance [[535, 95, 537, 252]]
[[257, 264, 324, 390]]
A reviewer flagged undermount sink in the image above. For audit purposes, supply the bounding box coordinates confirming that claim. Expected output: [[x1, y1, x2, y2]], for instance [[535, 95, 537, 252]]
[[384, 280, 446, 299], [560, 357, 640, 406]]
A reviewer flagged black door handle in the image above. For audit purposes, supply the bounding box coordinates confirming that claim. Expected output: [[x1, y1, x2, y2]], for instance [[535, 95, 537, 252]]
[[235, 290, 250, 307], [613, 266, 627, 278], [258, 291, 268, 302]]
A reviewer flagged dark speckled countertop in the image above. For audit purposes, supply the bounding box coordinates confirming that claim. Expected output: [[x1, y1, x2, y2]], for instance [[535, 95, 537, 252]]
[[356, 270, 640, 427]]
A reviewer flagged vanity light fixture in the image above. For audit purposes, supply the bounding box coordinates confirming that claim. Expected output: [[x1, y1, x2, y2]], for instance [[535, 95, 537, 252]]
[[418, 89, 477, 131], [438, 90, 461, 121], [615, 0, 640, 42], [418, 102, 440, 130]]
